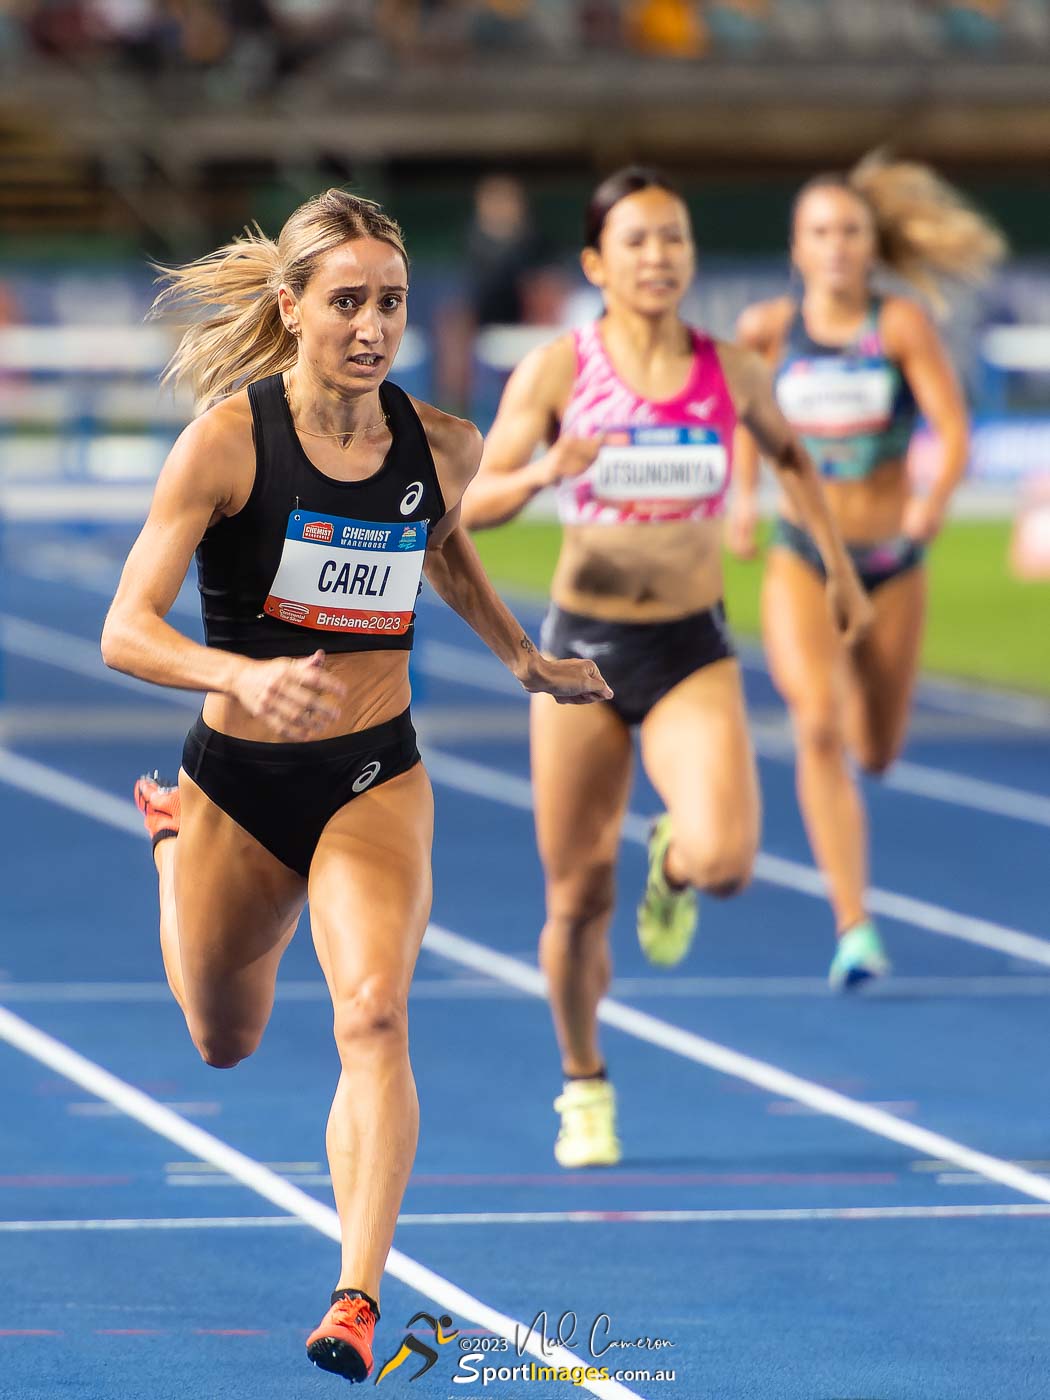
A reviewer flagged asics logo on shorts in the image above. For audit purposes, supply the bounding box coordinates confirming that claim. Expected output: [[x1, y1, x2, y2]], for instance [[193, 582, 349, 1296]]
[[570, 639, 613, 659], [399, 481, 424, 515], [352, 761, 382, 793]]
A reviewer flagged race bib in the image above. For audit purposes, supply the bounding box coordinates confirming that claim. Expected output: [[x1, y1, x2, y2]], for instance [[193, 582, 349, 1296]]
[[776, 360, 895, 437], [592, 426, 728, 504], [263, 509, 427, 635]]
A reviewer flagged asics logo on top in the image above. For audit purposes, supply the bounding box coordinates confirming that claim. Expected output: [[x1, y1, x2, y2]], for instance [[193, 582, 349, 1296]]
[[686, 396, 718, 418], [400, 481, 424, 515], [352, 761, 382, 793]]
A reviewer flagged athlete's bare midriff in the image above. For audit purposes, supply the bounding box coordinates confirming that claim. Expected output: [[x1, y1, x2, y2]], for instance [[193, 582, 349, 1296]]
[[779, 455, 911, 546], [202, 649, 412, 743], [551, 519, 724, 622]]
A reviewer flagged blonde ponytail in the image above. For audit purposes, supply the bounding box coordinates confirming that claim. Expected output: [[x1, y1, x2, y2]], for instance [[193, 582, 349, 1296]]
[[152, 227, 289, 408], [849, 152, 1007, 309], [151, 189, 409, 407], [793, 154, 1007, 312]]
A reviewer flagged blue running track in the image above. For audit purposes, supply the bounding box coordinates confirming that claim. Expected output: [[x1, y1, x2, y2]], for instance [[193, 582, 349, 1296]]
[[1, 520, 1049, 1400]]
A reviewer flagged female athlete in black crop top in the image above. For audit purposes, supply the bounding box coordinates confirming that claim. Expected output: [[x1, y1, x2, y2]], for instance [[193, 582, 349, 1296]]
[[101, 189, 609, 1383]]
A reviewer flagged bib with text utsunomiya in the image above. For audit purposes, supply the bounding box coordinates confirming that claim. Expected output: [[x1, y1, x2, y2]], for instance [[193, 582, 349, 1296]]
[[590, 426, 729, 512]]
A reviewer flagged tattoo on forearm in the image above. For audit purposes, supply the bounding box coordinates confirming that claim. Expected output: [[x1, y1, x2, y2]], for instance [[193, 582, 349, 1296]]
[[519, 635, 535, 654]]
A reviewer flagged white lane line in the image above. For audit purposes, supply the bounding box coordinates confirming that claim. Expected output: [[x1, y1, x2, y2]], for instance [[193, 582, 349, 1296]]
[[421, 638, 1050, 829], [883, 760, 1050, 828], [0, 1006, 639, 1400], [10, 974, 1050, 1004], [0, 748, 143, 835], [5, 1204, 1050, 1232], [398, 1205, 1050, 1225], [3, 733, 1050, 1211], [8, 609, 1050, 826], [422, 922, 1050, 1206], [0, 614, 188, 707], [422, 749, 1050, 971], [0, 1216, 308, 1232]]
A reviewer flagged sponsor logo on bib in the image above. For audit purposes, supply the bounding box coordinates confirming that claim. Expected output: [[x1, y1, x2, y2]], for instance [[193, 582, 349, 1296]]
[[277, 602, 310, 624], [302, 520, 334, 543]]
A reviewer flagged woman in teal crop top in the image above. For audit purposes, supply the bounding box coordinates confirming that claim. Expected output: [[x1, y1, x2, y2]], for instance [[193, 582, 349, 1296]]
[[730, 154, 1004, 990]]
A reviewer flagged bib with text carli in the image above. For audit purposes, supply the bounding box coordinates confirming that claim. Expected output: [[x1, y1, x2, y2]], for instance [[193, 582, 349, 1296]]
[[263, 510, 427, 635]]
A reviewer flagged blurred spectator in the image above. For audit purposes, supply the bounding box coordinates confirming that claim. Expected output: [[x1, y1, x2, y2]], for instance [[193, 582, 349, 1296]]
[[433, 173, 565, 414], [0, 277, 25, 385], [580, 0, 623, 48], [376, 0, 473, 64], [705, 0, 769, 53], [6, 0, 1047, 76], [469, 0, 536, 50], [624, 0, 708, 57], [466, 173, 552, 328], [26, 0, 96, 57], [940, 0, 1006, 48]]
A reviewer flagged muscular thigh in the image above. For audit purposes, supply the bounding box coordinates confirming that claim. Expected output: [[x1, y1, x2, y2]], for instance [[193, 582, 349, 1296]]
[[846, 565, 926, 769], [530, 695, 633, 900], [640, 657, 760, 859], [174, 770, 308, 1037], [763, 547, 849, 731], [307, 762, 435, 1001]]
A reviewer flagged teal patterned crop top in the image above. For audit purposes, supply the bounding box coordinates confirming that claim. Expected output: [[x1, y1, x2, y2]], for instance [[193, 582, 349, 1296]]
[[773, 299, 917, 481]]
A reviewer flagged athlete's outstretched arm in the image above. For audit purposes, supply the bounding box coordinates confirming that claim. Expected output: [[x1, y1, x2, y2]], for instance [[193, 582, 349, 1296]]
[[424, 418, 611, 704], [726, 424, 763, 560], [725, 301, 790, 559], [101, 403, 345, 739], [718, 342, 873, 644], [461, 337, 600, 530], [882, 298, 969, 542]]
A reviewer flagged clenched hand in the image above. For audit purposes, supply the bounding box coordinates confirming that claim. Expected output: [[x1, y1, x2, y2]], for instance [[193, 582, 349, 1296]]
[[233, 649, 348, 739]]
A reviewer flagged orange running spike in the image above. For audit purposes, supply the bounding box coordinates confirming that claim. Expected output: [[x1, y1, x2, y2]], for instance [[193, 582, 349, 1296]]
[[133, 773, 181, 851], [306, 1296, 376, 1382]]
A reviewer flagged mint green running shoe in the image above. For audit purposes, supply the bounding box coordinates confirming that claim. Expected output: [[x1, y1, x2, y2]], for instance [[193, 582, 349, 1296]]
[[636, 814, 698, 967], [828, 920, 891, 992]]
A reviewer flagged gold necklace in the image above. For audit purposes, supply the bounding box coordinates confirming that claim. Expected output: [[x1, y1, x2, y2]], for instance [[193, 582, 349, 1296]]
[[283, 384, 387, 450]]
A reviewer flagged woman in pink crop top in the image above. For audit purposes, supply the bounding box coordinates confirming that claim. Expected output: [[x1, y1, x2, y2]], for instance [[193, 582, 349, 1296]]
[[463, 167, 870, 1169]]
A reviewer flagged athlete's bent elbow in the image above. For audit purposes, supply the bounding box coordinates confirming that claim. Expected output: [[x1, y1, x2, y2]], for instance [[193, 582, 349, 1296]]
[[772, 440, 809, 478], [460, 494, 496, 532], [100, 615, 129, 672]]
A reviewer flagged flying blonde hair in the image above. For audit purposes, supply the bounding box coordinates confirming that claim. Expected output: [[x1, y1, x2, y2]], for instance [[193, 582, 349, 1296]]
[[152, 188, 408, 406], [794, 152, 1007, 311]]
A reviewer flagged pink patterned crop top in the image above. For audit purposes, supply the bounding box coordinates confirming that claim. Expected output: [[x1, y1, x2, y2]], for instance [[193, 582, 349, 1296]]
[[556, 321, 736, 526]]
